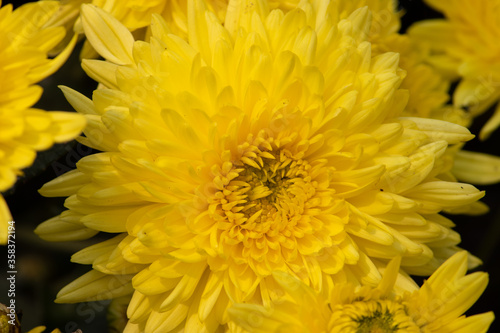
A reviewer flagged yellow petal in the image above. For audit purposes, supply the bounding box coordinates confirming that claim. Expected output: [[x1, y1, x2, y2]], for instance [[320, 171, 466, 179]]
[[28, 34, 78, 83], [0, 195, 13, 245], [402, 181, 484, 213], [81, 4, 134, 65], [443, 312, 494, 333], [81, 59, 120, 90], [159, 264, 207, 311], [452, 150, 500, 185], [480, 101, 500, 140], [56, 270, 134, 303], [400, 117, 474, 144], [48, 111, 87, 142], [35, 216, 98, 241], [377, 256, 401, 296], [80, 207, 141, 233], [199, 272, 224, 321], [144, 305, 190, 332], [60, 85, 97, 115], [416, 251, 489, 325], [71, 235, 126, 264], [39, 169, 90, 197]]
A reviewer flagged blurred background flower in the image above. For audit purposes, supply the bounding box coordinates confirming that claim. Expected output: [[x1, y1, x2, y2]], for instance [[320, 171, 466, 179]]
[[0, 0, 85, 244]]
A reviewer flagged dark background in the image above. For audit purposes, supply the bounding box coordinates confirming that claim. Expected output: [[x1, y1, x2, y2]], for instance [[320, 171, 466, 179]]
[[1, 0, 499, 332]]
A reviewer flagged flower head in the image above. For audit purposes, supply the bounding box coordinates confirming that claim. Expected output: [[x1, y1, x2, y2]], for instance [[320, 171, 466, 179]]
[[229, 252, 494, 333], [0, 1, 85, 244], [409, 0, 500, 140], [346, 0, 500, 188], [37, 1, 483, 331]]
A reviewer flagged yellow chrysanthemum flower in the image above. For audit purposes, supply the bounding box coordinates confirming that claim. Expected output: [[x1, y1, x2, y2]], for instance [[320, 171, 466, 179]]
[[310, 0, 453, 124], [409, 0, 500, 140], [280, 0, 497, 190], [36, 1, 485, 331], [229, 251, 494, 333], [58, 0, 500, 187], [352, 0, 500, 187], [0, 0, 85, 244]]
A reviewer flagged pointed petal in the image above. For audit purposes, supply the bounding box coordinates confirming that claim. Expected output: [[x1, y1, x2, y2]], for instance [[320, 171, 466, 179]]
[[56, 270, 134, 303], [81, 4, 134, 65]]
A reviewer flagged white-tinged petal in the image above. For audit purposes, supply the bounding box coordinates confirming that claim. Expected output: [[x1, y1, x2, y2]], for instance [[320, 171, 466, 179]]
[[400, 117, 474, 144], [56, 270, 134, 303], [453, 150, 500, 185]]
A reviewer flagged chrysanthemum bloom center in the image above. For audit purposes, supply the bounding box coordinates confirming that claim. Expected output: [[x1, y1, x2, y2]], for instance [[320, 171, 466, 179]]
[[329, 299, 419, 333], [239, 155, 304, 220], [214, 137, 325, 235], [356, 309, 397, 333], [202, 130, 343, 277], [232, 147, 315, 225]]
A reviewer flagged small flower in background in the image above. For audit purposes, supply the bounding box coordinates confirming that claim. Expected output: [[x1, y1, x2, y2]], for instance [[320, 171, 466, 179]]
[[0, 302, 66, 333], [358, 0, 500, 188], [0, 0, 85, 244], [409, 0, 500, 141], [107, 295, 131, 333], [33, 0, 490, 331], [229, 252, 494, 333], [407, 0, 500, 186], [0, 302, 20, 332]]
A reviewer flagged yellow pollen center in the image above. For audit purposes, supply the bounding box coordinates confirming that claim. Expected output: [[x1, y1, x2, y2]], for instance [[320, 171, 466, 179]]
[[355, 309, 398, 333], [236, 152, 311, 226], [329, 300, 420, 333], [202, 133, 340, 274]]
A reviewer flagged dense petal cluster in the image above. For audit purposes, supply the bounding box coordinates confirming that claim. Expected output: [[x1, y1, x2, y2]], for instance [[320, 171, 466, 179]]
[[35, 0, 486, 331], [325, 0, 458, 125], [229, 252, 494, 333], [0, 1, 85, 244], [409, 0, 500, 140], [356, 0, 500, 187]]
